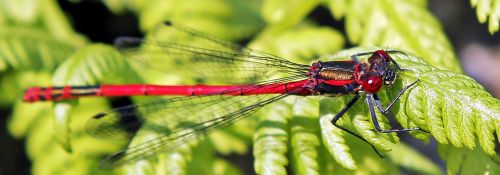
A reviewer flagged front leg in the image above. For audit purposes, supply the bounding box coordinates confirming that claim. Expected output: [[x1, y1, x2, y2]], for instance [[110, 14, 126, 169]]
[[366, 94, 420, 133], [374, 79, 419, 113], [350, 51, 376, 62]]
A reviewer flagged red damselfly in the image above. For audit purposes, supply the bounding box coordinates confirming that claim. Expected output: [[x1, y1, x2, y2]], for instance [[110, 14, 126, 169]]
[[23, 21, 420, 168]]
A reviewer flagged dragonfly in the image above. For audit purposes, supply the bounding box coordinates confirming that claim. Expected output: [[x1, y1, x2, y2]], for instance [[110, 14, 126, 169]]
[[23, 21, 421, 168]]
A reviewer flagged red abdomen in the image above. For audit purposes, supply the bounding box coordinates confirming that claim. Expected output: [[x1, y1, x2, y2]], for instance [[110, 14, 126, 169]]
[[23, 80, 312, 102]]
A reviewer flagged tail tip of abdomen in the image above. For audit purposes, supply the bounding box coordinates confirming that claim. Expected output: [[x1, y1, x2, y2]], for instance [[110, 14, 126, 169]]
[[22, 87, 42, 103]]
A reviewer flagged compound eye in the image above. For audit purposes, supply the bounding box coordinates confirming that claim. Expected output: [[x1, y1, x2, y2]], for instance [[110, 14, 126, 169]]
[[375, 50, 391, 62], [362, 76, 383, 93]]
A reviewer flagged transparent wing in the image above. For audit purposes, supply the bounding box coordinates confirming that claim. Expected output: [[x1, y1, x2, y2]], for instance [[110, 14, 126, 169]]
[[86, 80, 306, 168], [115, 22, 310, 84]]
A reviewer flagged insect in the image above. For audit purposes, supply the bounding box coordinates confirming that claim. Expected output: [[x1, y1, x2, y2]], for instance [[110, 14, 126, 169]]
[[23, 21, 420, 168]]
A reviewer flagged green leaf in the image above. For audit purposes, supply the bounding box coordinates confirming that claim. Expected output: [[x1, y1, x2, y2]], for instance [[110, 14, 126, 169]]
[[119, 107, 254, 174], [122, 123, 202, 174], [290, 97, 322, 175], [8, 99, 52, 138], [210, 124, 252, 155], [471, 0, 500, 34], [438, 143, 500, 175], [325, 0, 348, 20], [49, 44, 140, 153], [138, 0, 264, 41], [100, 0, 127, 14], [325, 0, 462, 72], [188, 139, 243, 175], [0, 26, 79, 72], [52, 44, 140, 85], [319, 106, 356, 170], [401, 64, 499, 155], [100, 0, 154, 15], [317, 82, 396, 154], [41, 0, 87, 43], [351, 111, 396, 151], [191, 141, 243, 175], [210, 159, 243, 175], [19, 98, 124, 175], [0, 0, 87, 44], [321, 129, 401, 175], [253, 101, 292, 175], [328, 48, 499, 157], [0, 71, 52, 106], [8, 1, 495, 175], [53, 102, 73, 152], [387, 143, 443, 175], [250, 24, 345, 64], [261, 0, 321, 30], [0, 0, 41, 23]]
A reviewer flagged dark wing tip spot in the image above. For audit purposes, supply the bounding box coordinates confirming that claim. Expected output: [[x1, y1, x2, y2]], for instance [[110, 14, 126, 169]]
[[164, 21, 173, 26], [99, 151, 127, 169], [93, 113, 106, 119], [99, 150, 127, 170], [108, 151, 127, 161]]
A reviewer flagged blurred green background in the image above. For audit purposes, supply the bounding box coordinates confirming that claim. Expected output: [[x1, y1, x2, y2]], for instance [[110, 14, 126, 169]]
[[0, 0, 499, 174]]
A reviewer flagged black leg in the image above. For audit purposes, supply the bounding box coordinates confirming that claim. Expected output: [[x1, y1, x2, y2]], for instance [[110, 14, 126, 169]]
[[350, 51, 375, 62], [366, 94, 387, 132], [376, 79, 419, 113], [330, 93, 384, 157], [385, 50, 408, 57], [331, 93, 360, 125], [366, 79, 422, 133]]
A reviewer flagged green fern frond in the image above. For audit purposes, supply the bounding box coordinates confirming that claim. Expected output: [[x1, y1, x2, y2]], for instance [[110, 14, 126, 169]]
[[8, 88, 52, 138], [9, 44, 150, 174], [308, 48, 499, 174], [438, 143, 500, 175], [49, 44, 140, 152], [0, 0, 85, 42], [319, 110, 356, 170], [261, 0, 321, 30], [123, 130, 199, 174], [122, 125, 246, 174], [192, 142, 244, 175], [249, 24, 344, 64], [253, 101, 292, 175], [51, 44, 140, 85], [387, 143, 443, 175], [325, 0, 461, 72], [11, 98, 123, 175], [13, 26, 498, 175], [290, 97, 322, 175], [471, 0, 500, 34], [136, 0, 264, 40], [398, 60, 499, 155], [0, 0, 42, 23], [6, 1, 498, 174], [42, 46, 496, 174], [333, 48, 499, 155], [0, 26, 79, 72], [0, 72, 51, 105]]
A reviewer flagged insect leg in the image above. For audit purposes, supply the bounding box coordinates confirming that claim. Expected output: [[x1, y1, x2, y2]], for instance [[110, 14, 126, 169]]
[[350, 51, 375, 62], [367, 90, 422, 133], [330, 93, 384, 157]]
